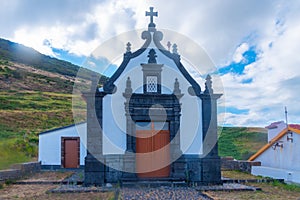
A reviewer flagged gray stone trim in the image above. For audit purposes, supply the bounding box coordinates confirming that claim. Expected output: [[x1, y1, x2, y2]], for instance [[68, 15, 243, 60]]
[[103, 31, 152, 94], [152, 30, 202, 95], [103, 28, 202, 96]]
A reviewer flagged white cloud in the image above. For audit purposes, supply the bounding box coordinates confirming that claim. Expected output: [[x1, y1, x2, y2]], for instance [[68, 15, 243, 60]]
[[233, 43, 249, 63], [1, 0, 300, 126], [219, 10, 300, 126], [0, 0, 283, 64]]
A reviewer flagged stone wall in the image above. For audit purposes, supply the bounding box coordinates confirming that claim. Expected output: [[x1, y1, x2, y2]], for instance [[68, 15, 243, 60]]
[[221, 157, 261, 173], [0, 162, 41, 181]]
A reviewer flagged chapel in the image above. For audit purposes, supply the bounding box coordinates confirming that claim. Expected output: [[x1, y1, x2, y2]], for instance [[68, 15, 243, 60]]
[[84, 7, 222, 186]]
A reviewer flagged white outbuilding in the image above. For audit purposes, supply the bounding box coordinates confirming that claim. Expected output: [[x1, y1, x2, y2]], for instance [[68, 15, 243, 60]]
[[249, 121, 300, 184], [38, 122, 87, 169]]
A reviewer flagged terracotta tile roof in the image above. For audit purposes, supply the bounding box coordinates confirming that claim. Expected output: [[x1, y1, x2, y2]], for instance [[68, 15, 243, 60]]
[[289, 124, 300, 130], [248, 125, 300, 161], [265, 121, 284, 129]]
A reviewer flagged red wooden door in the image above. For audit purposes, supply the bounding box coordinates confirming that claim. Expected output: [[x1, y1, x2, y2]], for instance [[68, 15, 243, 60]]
[[136, 122, 170, 178], [64, 139, 79, 168]]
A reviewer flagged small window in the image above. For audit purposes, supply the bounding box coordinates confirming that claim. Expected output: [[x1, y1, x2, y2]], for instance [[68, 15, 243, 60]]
[[146, 76, 157, 92]]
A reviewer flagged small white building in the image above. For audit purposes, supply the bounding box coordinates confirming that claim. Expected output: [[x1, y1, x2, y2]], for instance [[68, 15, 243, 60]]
[[38, 123, 87, 169], [249, 121, 300, 184]]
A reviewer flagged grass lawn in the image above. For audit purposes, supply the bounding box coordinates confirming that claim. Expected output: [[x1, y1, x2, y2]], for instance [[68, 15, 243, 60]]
[[206, 182, 300, 200], [222, 170, 263, 180], [206, 170, 300, 200]]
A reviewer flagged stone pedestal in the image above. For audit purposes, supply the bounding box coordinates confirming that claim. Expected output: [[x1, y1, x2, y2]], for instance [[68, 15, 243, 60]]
[[122, 152, 137, 179], [84, 153, 105, 186], [184, 155, 202, 183], [202, 157, 222, 185], [105, 154, 124, 183], [171, 155, 186, 179]]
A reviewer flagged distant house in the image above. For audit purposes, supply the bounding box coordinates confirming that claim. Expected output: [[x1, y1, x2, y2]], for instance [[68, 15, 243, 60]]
[[249, 121, 300, 184], [38, 123, 87, 169]]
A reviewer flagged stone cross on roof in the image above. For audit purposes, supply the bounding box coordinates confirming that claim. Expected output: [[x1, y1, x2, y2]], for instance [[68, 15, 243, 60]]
[[146, 7, 158, 28]]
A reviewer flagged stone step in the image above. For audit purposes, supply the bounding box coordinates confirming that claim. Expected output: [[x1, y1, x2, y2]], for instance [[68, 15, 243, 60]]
[[222, 178, 284, 184], [121, 177, 185, 182], [121, 180, 187, 188]]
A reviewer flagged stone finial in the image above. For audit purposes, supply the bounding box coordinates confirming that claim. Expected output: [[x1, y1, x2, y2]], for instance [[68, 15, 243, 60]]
[[148, 49, 157, 64], [146, 7, 158, 28], [125, 77, 132, 94], [172, 43, 178, 54], [167, 41, 171, 51], [173, 78, 181, 94], [204, 74, 213, 94], [126, 42, 131, 53]]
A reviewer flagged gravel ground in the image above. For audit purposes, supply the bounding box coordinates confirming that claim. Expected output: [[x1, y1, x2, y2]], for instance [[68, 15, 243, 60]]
[[120, 186, 212, 200], [0, 171, 275, 200]]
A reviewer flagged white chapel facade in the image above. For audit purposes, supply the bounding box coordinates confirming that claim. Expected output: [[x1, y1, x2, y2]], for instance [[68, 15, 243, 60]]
[[84, 7, 222, 185]]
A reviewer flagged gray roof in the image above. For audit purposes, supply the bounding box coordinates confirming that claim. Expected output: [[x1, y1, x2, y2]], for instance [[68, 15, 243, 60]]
[[39, 122, 86, 135]]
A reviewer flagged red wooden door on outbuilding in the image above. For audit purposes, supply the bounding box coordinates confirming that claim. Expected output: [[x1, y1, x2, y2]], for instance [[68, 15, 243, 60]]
[[62, 137, 80, 168]]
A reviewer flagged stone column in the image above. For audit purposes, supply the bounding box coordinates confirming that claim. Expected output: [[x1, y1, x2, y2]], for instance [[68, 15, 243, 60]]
[[199, 75, 222, 185], [122, 77, 137, 179], [171, 78, 185, 179], [84, 75, 106, 186]]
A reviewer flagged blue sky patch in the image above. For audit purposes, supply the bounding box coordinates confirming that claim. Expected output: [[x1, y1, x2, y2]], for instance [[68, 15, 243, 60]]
[[85, 55, 118, 77], [51, 46, 118, 77], [219, 106, 249, 115], [218, 47, 257, 75], [241, 78, 253, 84], [227, 107, 249, 115], [52, 47, 86, 67]]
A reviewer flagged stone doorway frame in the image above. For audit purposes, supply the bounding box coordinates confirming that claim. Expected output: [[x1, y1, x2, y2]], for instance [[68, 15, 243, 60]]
[[123, 92, 185, 179]]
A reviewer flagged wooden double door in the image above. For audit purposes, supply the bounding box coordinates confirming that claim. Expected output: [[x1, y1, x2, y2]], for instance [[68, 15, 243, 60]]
[[136, 122, 170, 178]]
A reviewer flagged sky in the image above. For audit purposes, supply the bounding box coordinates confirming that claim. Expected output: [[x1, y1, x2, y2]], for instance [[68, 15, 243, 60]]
[[1, 0, 300, 127]]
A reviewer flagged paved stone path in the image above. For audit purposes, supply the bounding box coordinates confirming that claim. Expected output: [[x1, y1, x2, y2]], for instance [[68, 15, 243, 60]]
[[120, 186, 212, 200]]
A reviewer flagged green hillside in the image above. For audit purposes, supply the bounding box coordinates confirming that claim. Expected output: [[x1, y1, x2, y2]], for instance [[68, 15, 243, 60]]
[[218, 127, 267, 160], [0, 38, 91, 79]]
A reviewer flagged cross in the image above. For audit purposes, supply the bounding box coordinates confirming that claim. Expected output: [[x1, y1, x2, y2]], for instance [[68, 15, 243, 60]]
[[146, 7, 158, 28]]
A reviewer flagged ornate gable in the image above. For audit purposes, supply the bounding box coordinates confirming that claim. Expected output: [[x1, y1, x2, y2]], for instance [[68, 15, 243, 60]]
[[103, 7, 201, 96]]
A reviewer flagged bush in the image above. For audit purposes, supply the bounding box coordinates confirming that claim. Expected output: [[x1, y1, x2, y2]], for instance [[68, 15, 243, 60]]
[[13, 134, 38, 158]]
